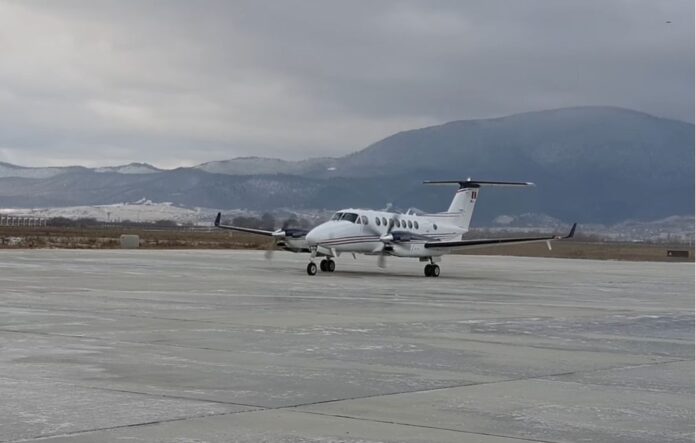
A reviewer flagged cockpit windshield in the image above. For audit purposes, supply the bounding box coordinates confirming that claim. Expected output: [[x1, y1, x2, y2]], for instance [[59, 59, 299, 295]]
[[331, 212, 359, 223], [340, 213, 359, 223]]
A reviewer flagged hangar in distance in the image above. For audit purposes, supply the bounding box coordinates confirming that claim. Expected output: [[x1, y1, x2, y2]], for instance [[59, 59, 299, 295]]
[[215, 179, 576, 277]]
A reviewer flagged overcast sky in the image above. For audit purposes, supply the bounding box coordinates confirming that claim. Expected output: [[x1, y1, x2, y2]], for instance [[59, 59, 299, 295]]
[[0, 0, 693, 168]]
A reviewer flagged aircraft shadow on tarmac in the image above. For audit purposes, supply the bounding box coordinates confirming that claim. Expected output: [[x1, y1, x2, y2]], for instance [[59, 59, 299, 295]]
[[252, 264, 500, 281]]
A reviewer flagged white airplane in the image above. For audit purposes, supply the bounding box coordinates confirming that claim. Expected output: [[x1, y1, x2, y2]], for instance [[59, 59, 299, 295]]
[[214, 179, 576, 277]]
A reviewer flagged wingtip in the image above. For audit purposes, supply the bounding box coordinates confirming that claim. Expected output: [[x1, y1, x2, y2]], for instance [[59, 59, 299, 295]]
[[214, 212, 221, 227], [566, 222, 577, 239]]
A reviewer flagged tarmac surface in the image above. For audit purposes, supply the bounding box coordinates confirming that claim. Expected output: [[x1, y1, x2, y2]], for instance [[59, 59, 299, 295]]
[[0, 249, 693, 443]]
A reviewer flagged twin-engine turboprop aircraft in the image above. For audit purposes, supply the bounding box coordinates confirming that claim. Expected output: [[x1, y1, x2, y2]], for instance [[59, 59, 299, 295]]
[[214, 179, 576, 277]]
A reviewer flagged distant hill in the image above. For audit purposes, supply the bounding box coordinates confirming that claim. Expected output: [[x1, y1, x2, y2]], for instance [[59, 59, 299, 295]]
[[0, 162, 87, 179], [195, 157, 335, 176], [0, 162, 160, 179], [0, 106, 692, 224]]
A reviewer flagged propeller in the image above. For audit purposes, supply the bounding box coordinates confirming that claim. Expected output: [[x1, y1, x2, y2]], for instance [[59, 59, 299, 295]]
[[265, 220, 309, 259], [265, 220, 292, 260], [366, 213, 402, 268]]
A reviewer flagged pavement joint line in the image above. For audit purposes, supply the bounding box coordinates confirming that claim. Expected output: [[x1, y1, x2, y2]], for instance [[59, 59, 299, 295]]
[[293, 409, 561, 443], [536, 376, 694, 395], [0, 327, 688, 409], [2, 390, 558, 443], [281, 357, 692, 410], [3, 356, 690, 443], [0, 297, 668, 317], [3, 408, 255, 443], [1, 327, 691, 362], [0, 374, 267, 410]]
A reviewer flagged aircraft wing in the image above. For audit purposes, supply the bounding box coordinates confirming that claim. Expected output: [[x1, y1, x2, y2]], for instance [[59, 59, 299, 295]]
[[424, 223, 576, 251], [214, 212, 275, 236]]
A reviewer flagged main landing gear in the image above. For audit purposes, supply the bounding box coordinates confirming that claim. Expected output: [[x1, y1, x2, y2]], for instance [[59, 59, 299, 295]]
[[424, 263, 440, 277], [307, 259, 335, 275], [320, 259, 335, 273]]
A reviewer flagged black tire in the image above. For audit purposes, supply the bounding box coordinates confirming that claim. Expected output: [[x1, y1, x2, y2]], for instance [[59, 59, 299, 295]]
[[431, 264, 440, 277], [320, 260, 328, 272], [327, 260, 336, 272], [424, 264, 432, 277], [307, 262, 318, 276]]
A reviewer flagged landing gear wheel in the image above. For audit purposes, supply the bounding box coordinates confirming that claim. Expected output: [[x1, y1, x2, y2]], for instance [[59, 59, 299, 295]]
[[320, 260, 328, 272], [424, 264, 440, 277], [327, 260, 336, 272], [307, 262, 318, 276]]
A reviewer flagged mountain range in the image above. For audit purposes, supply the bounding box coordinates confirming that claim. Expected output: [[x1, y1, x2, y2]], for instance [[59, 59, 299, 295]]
[[0, 106, 693, 224]]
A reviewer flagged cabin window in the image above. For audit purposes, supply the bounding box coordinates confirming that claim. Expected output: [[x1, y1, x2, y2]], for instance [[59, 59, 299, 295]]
[[356, 216, 362, 224], [361, 216, 368, 225], [408, 220, 413, 229], [375, 217, 381, 226], [414, 221, 419, 230], [331, 212, 344, 221], [382, 217, 388, 226], [433, 224, 438, 230], [341, 213, 359, 223]]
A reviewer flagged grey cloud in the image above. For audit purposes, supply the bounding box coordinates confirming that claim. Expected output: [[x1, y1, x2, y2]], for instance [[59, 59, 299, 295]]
[[0, 0, 692, 167]]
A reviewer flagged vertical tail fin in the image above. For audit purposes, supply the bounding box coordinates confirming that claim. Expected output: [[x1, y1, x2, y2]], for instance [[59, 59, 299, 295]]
[[423, 179, 534, 230], [444, 186, 479, 230]]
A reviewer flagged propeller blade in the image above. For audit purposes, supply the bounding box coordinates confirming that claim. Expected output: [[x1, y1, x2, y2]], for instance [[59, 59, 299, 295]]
[[264, 239, 277, 259]]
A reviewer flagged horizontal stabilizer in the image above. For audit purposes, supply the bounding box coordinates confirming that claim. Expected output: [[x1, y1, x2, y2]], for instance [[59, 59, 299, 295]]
[[423, 179, 534, 188]]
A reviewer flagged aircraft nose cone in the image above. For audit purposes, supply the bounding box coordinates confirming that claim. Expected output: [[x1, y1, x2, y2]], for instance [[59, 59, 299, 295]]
[[305, 228, 321, 246], [306, 224, 330, 246]]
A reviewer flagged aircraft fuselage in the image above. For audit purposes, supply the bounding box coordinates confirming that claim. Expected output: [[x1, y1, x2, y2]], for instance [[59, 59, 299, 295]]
[[304, 209, 465, 258]]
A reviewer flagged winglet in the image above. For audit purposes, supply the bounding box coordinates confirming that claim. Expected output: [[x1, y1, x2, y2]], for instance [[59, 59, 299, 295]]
[[214, 212, 221, 227], [564, 223, 577, 239]]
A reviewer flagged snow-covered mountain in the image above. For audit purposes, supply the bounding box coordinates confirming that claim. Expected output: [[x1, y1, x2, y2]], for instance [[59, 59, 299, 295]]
[[93, 163, 162, 174], [0, 107, 693, 224], [0, 161, 161, 179], [0, 162, 84, 179], [195, 157, 334, 176]]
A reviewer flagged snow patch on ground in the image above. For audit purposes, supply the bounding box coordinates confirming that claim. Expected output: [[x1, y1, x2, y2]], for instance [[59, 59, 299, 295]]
[[3, 203, 216, 225]]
